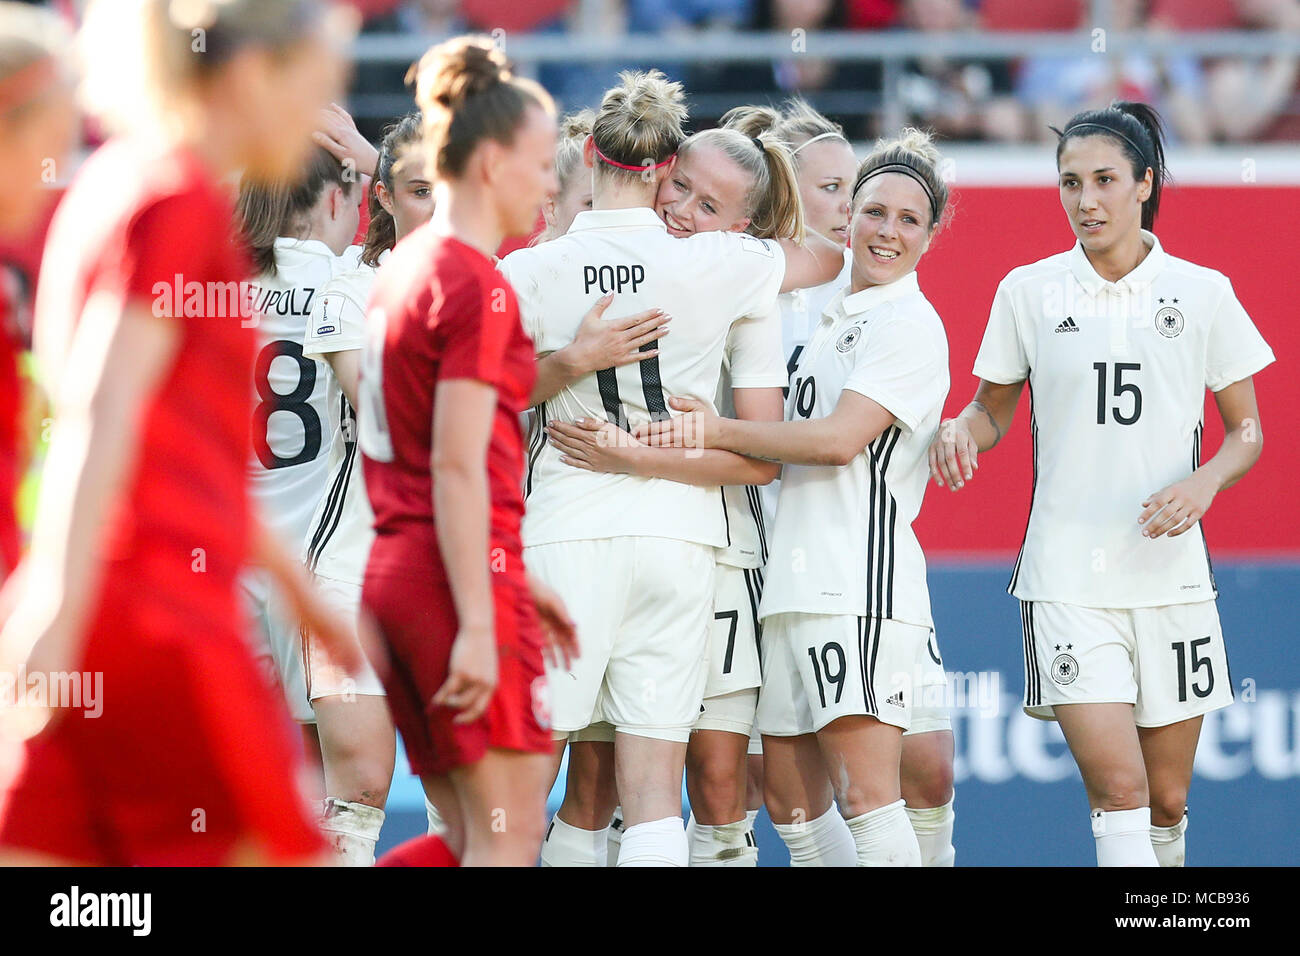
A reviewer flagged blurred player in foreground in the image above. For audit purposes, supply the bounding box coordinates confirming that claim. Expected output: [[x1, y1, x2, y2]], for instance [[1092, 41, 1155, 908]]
[[0, 0, 359, 866]]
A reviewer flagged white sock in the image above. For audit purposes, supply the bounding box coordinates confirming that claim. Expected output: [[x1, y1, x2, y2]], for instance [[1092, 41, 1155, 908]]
[[773, 806, 858, 867], [905, 797, 955, 867], [746, 808, 760, 865], [318, 798, 385, 867], [687, 812, 758, 867], [1092, 807, 1159, 867], [1150, 810, 1188, 867], [424, 795, 445, 836], [844, 799, 922, 867], [617, 816, 687, 867], [745, 808, 759, 829], [540, 815, 608, 867], [606, 806, 625, 867]]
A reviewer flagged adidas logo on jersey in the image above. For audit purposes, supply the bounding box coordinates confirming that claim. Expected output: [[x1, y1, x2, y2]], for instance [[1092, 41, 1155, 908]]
[[885, 690, 905, 708], [1054, 317, 1080, 333]]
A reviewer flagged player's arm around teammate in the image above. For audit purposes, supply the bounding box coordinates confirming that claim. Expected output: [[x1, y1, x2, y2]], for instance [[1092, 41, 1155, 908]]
[[640, 130, 953, 867], [929, 102, 1273, 867]]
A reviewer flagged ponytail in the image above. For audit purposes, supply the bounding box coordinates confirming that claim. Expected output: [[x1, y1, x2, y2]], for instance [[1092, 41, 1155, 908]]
[[237, 146, 356, 277], [1054, 100, 1168, 230], [677, 128, 804, 242]]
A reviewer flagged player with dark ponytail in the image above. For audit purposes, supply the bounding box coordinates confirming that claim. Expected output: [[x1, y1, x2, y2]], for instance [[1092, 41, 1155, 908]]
[[931, 101, 1274, 866], [358, 35, 577, 867]]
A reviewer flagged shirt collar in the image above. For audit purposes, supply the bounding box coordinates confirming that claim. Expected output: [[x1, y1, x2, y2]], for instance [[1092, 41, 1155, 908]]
[[1068, 229, 1167, 296], [567, 207, 667, 233], [837, 270, 920, 319], [273, 237, 338, 259]]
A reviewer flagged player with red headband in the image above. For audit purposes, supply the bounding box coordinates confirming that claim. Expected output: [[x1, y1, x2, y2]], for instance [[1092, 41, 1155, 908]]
[[0, 0, 358, 866]]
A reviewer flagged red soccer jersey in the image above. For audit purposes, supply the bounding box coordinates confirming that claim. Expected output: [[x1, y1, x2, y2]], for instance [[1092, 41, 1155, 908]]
[[0, 278, 21, 575], [363, 226, 537, 585], [35, 139, 256, 628]]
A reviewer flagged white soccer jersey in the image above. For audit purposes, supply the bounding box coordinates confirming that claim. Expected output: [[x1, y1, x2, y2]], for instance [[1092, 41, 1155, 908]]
[[246, 239, 358, 551], [716, 302, 787, 570], [972, 231, 1275, 609], [300, 251, 385, 585], [759, 270, 950, 628], [501, 207, 786, 549], [761, 249, 852, 530]]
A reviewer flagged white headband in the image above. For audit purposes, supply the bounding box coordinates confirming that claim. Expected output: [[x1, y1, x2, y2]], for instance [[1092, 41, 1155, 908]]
[[792, 131, 846, 156]]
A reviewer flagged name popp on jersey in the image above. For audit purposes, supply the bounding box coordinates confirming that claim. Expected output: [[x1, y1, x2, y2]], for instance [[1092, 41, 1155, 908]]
[[583, 264, 645, 295]]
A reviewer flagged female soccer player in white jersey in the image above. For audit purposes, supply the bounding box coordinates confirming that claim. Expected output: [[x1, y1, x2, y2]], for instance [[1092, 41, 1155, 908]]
[[295, 111, 432, 864], [640, 129, 953, 866], [500, 71, 842, 868], [733, 102, 957, 866], [535, 110, 595, 244], [545, 124, 812, 866], [234, 149, 361, 728], [929, 102, 1274, 867]]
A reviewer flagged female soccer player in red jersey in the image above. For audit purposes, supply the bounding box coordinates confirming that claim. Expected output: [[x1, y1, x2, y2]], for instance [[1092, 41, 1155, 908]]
[[358, 36, 577, 868], [930, 103, 1273, 867], [0, 0, 359, 866], [0, 3, 78, 583]]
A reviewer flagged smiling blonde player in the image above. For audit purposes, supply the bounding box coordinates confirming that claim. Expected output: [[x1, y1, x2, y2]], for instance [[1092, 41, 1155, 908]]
[[930, 102, 1273, 867], [639, 129, 954, 867]]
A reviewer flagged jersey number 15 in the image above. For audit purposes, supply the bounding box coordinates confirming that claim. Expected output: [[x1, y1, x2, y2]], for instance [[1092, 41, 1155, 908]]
[[1093, 362, 1142, 426]]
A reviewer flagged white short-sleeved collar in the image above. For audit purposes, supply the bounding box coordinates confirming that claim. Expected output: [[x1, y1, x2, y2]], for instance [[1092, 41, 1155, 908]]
[[1067, 229, 1167, 297], [273, 236, 339, 259], [838, 270, 920, 319], [567, 207, 667, 233]]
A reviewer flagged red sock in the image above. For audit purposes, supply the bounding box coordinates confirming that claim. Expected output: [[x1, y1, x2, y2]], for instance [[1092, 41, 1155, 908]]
[[375, 834, 460, 867]]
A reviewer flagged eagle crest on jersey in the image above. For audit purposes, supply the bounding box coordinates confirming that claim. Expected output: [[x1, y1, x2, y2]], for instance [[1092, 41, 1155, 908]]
[[1155, 305, 1184, 338]]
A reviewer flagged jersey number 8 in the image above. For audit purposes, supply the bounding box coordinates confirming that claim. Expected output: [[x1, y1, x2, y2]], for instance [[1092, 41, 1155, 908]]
[[254, 340, 321, 470]]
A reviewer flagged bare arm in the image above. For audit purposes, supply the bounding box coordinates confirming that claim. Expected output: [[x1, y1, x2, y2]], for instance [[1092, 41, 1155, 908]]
[[546, 386, 785, 486], [634, 390, 896, 468], [778, 230, 846, 293], [323, 348, 360, 408], [928, 379, 1026, 490], [429, 378, 499, 723], [1138, 377, 1264, 538]]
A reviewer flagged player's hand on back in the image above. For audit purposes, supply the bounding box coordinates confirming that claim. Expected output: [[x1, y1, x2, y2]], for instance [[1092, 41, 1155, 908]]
[[1139, 471, 1219, 539], [434, 625, 499, 724], [633, 395, 717, 450], [528, 574, 578, 671], [928, 417, 979, 491], [565, 294, 670, 374]]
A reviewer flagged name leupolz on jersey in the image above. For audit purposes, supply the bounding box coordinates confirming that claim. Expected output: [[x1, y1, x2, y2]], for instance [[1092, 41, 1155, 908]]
[[580, 261, 669, 430], [245, 280, 323, 471]]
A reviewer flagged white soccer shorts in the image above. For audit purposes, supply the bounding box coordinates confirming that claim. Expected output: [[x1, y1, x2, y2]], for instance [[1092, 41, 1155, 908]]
[[302, 573, 386, 702], [756, 613, 938, 736], [1021, 599, 1233, 728], [905, 628, 951, 737], [239, 568, 314, 724], [525, 536, 715, 743], [692, 564, 763, 736]]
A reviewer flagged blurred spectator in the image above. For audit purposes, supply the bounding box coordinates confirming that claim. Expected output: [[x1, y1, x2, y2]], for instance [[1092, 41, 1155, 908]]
[[846, 0, 900, 28], [627, 0, 754, 32], [979, 0, 1080, 31], [1015, 0, 1212, 144], [895, 0, 1025, 140]]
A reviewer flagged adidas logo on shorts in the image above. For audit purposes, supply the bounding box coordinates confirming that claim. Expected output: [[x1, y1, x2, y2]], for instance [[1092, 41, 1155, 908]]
[[885, 691, 905, 708], [1054, 317, 1080, 333]]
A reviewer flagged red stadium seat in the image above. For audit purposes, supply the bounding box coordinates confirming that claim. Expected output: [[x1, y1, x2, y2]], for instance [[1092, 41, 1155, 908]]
[[979, 0, 1082, 31], [1149, 0, 1241, 30]]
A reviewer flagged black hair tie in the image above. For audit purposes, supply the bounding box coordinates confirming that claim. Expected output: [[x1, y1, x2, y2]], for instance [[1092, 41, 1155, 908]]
[[752, 136, 764, 153]]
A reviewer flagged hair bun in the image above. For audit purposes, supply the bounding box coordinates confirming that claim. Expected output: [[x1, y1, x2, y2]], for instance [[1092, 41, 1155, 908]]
[[417, 35, 511, 112]]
